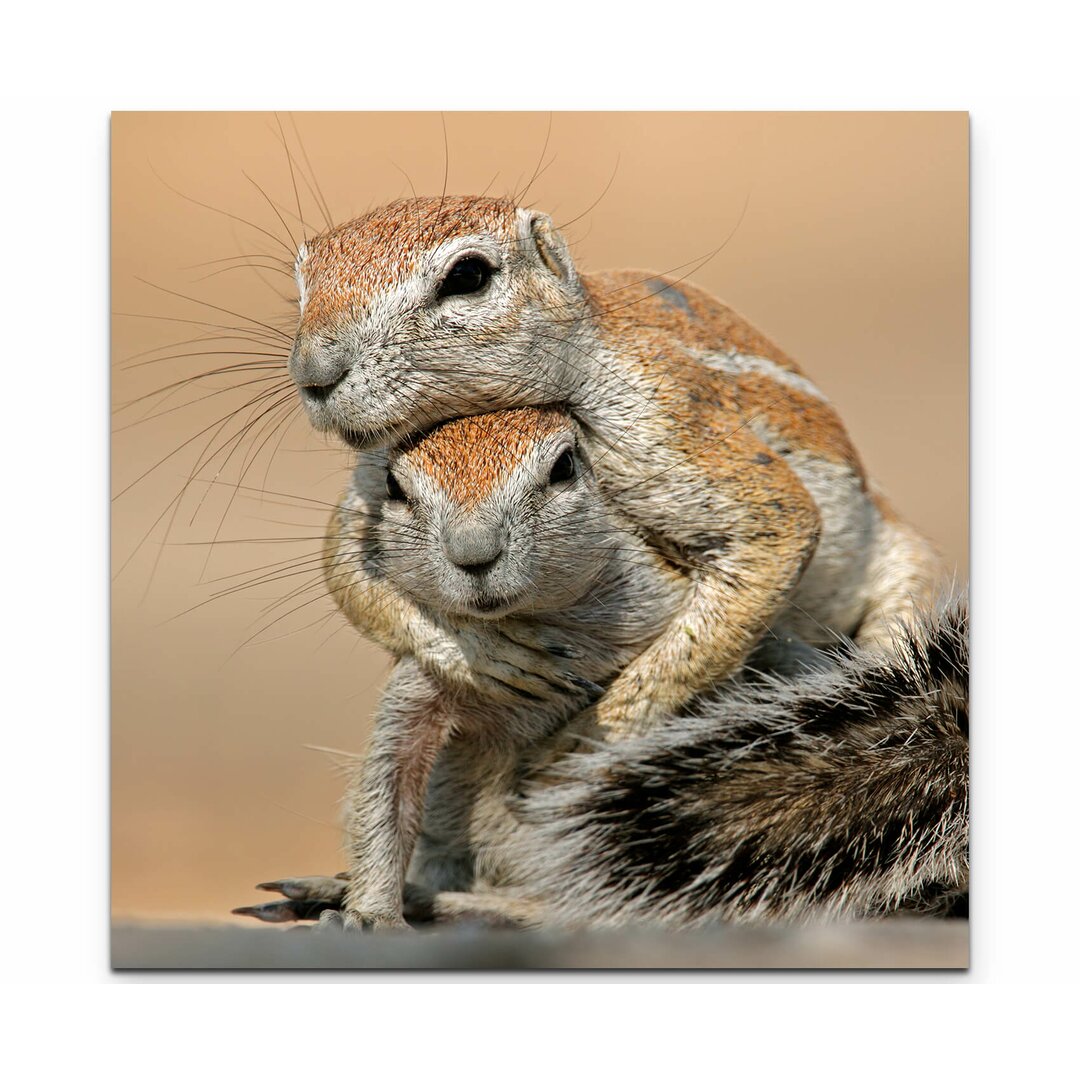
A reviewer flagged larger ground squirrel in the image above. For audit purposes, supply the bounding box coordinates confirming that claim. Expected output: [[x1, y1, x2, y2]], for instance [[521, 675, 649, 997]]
[[287, 195, 945, 735]]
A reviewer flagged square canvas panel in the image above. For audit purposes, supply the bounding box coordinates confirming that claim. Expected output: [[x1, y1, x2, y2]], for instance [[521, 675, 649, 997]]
[[111, 112, 968, 969]]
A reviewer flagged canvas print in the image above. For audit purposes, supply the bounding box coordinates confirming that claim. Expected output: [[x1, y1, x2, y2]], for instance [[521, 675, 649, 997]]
[[111, 112, 968, 969]]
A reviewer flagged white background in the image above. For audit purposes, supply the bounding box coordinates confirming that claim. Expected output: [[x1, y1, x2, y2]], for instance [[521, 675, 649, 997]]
[[2, 0, 1077, 1073]]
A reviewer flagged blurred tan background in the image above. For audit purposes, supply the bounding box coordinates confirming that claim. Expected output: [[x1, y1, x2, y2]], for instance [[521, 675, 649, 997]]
[[111, 112, 968, 921]]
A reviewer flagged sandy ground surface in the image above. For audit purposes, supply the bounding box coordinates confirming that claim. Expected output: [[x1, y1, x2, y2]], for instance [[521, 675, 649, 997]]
[[113, 918, 968, 970]]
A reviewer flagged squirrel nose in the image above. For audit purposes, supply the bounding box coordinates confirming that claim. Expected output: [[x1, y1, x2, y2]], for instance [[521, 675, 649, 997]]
[[444, 517, 506, 572], [288, 336, 353, 395]]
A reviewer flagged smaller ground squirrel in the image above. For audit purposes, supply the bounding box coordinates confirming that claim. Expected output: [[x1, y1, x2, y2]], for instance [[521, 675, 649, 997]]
[[234, 406, 966, 930], [286, 195, 945, 735], [313, 405, 696, 928]]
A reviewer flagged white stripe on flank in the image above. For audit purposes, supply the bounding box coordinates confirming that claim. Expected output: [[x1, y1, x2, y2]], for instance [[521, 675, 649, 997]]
[[697, 350, 829, 402]]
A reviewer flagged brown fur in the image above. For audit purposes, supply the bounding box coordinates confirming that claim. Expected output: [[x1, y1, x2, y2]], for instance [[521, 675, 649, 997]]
[[585, 271, 865, 470], [584, 270, 802, 372]]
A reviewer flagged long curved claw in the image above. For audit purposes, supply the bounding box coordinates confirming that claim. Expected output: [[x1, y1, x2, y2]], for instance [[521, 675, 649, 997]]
[[234, 873, 348, 922], [232, 898, 335, 923], [255, 874, 348, 903]]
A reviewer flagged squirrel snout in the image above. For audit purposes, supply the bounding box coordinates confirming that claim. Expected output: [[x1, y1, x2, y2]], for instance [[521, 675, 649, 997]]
[[444, 518, 507, 573], [289, 338, 353, 395]]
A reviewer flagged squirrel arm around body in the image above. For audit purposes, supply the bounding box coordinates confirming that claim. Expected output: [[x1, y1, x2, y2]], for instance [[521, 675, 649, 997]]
[[287, 196, 945, 734]]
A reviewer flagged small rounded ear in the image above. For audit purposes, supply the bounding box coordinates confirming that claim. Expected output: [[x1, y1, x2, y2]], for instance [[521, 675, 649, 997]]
[[519, 210, 577, 287]]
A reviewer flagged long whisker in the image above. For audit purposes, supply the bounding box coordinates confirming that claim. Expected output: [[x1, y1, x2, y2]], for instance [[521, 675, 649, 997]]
[[133, 277, 292, 341], [148, 161, 296, 259], [286, 112, 334, 230]]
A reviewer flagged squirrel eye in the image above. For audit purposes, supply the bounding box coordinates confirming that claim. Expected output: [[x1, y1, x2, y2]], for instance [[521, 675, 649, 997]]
[[437, 256, 493, 299], [385, 471, 406, 502], [548, 449, 576, 485]]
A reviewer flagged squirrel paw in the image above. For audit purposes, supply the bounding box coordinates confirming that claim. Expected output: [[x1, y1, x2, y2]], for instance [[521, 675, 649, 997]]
[[423, 624, 594, 705], [233, 876, 446, 926], [459, 640, 587, 704], [318, 908, 411, 933]]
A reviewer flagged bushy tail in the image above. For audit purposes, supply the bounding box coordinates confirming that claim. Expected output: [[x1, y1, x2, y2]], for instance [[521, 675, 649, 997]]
[[518, 597, 969, 927]]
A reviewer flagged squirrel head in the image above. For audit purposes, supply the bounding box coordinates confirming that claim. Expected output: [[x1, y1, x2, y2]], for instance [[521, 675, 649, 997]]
[[290, 196, 589, 449], [356, 406, 616, 620]]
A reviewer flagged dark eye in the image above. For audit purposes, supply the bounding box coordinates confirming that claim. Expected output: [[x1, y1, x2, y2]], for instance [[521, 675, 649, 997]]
[[548, 449, 576, 485], [437, 256, 494, 299], [385, 471, 406, 502]]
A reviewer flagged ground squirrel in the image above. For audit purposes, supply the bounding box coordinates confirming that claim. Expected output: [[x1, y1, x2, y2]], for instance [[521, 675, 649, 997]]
[[234, 406, 967, 930], [287, 195, 945, 735], [308, 405, 704, 928]]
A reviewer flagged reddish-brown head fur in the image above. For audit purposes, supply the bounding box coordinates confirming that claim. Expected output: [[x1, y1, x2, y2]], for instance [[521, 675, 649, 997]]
[[399, 406, 572, 510], [298, 196, 521, 335]]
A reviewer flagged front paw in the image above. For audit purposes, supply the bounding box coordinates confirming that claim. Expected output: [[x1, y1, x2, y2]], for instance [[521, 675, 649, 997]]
[[318, 909, 411, 933], [448, 628, 600, 704]]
